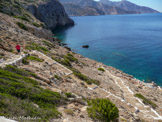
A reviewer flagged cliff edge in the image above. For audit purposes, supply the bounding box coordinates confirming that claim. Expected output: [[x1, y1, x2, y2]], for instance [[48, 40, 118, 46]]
[[27, 0, 74, 30]]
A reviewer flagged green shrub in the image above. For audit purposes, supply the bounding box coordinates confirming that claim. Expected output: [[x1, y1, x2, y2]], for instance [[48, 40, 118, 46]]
[[52, 57, 71, 67], [135, 94, 157, 109], [16, 22, 28, 31], [27, 56, 44, 62], [4, 65, 31, 77], [64, 53, 78, 62], [32, 22, 41, 27], [43, 40, 54, 48], [71, 68, 100, 86], [52, 57, 99, 85], [54, 75, 62, 80], [22, 58, 29, 65], [65, 92, 74, 98], [26, 42, 48, 53], [14, 16, 30, 22], [0, 66, 67, 120], [98, 67, 105, 72], [87, 98, 119, 122]]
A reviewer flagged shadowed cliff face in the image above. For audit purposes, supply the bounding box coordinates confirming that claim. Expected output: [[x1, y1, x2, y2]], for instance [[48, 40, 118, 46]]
[[27, 0, 74, 30]]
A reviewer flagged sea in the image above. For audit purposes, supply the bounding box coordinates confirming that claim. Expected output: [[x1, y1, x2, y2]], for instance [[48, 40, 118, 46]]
[[55, 13, 162, 86]]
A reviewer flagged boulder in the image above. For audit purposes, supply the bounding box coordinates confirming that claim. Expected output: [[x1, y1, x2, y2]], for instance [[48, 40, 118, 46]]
[[82, 45, 89, 48]]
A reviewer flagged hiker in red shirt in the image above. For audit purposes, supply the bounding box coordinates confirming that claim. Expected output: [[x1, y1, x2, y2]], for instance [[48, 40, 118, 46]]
[[16, 44, 21, 53]]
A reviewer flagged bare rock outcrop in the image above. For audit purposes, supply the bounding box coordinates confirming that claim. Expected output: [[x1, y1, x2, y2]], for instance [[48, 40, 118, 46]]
[[27, 0, 74, 30]]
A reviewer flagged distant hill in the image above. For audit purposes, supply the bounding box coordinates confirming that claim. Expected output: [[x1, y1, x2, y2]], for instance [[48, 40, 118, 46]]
[[63, 3, 105, 16], [60, 0, 159, 16], [100, 0, 159, 14], [60, 0, 138, 16]]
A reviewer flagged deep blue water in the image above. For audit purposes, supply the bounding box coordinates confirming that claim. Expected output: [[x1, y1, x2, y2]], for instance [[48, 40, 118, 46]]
[[55, 13, 162, 86]]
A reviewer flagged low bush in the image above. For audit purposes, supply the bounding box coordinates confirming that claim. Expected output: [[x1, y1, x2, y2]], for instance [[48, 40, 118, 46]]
[[135, 93, 157, 109], [52, 56, 99, 85], [64, 109, 74, 115], [87, 98, 119, 122], [22, 58, 29, 65], [43, 40, 54, 48], [98, 67, 105, 72], [14, 16, 30, 22], [71, 68, 100, 86], [32, 22, 41, 27], [54, 75, 62, 80], [52, 57, 71, 67], [16, 22, 28, 31], [27, 56, 44, 62], [64, 53, 78, 62], [0, 66, 67, 120], [65, 92, 74, 98], [26, 42, 48, 53]]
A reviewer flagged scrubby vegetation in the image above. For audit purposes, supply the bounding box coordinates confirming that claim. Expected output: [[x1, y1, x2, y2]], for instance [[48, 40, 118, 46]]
[[87, 98, 119, 122], [27, 56, 44, 62], [54, 75, 62, 80], [65, 92, 74, 98], [135, 93, 157, 109], [52, 56, 72, 67], [52, 55, 100, 85], [71, 68, 100, 85], [64, 53, 78, 62], [16, 22, 28, 31], [22, 58, 29, 65], [26, 42, 48, 53], [98, 67, 105, 72], [14, 16, 30, 22], [43, 40, 54, 48], [32, 22, 41, 27], [0, 65, 67, 120]]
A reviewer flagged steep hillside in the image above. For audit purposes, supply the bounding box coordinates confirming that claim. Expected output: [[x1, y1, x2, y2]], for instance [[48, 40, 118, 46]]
[[0, 12, 162, 121], [100, 0, 159, 14], [26, 0, 74, 30], [0, 0, 74, 31]]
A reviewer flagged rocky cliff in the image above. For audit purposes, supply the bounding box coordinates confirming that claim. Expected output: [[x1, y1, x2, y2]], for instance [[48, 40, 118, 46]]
[[0, 0, 74, 31], [27, 0, 74, 30]]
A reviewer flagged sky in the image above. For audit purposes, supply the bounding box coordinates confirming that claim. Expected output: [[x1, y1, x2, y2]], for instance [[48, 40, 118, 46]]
[[95, 0, 162, 12]]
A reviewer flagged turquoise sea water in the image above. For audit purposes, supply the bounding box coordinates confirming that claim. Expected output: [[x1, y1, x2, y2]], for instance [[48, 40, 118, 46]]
[[55, 13, 162, 86]]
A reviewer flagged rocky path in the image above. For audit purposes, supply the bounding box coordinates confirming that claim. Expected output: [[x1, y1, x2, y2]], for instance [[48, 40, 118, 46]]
[[0, 50, 73, 76], [0, 53, 27, 68], [30, 50, 73, 76], [70, 70, 162, 121], [93, 70, 162, 121]]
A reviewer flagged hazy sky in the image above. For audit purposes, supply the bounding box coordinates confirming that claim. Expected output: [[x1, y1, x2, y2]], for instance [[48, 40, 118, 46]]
[[96, 0, 162, 12]]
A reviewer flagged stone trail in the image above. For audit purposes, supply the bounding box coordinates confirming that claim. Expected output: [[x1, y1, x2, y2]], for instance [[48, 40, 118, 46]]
[[0, 50, 73, 76], [70, 69, 162, 121]]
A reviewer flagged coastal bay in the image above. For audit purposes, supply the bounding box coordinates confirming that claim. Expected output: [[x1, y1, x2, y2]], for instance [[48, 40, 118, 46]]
[[56, 13, 162, 86]]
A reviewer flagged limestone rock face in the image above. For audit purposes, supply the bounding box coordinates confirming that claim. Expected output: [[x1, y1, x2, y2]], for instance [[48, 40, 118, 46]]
[[27, 0, 74, 30], [27, 26, 53, 41]]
